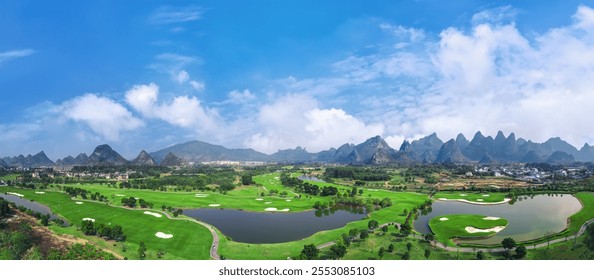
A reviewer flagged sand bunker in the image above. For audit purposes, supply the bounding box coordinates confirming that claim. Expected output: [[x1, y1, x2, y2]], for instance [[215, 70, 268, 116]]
[[264, 208, 290, 212], [82, 218, 95, 222], [194, 194, 208, 198], [465, 226, 506, 233], [477, 199, 484, 201], [34, 191, 45, 194], [265, 208, 278, 211], [7, 192, 24, 197], [75, 202, 83, 205], [438, 198, 448, 201], [286, 199, 292, 202], [265, 202, 272, 204], [274, 177, 280, 180], [482, 194, 490, 197], [208, 204, 221, 207], [460, 194, 468, 196], [483, 216, 501, 220], [439, 217, 449, 221], [279, 208, 290, 212], [255, 198, 264, 201], [115, 194, 125, 197], [144, 211, 162, 218], [155, 232, 173, 239]]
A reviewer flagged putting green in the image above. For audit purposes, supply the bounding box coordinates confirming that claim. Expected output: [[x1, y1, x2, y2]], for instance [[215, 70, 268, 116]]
[[433, 192, 509, 204], [429, 214, 509, 245]]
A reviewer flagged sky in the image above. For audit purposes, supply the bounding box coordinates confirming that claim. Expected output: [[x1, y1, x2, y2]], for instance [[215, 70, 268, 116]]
[[2, 0, 594, 159]]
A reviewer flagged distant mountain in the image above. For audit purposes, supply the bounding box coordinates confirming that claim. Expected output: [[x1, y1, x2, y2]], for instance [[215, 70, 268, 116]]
[[546, 151, 575, 164], [577, 144, 594, 162], [0, 158, 7, 169], [131, 150, 156, 166], [435, 139, 468, 163], [521, 151, 544, 163], [87, 145, 128, 166], [160, 152, 186, 167], [150, 140, 269, 163], [270, 147, 312, 162], [3, 151, 54, 168]]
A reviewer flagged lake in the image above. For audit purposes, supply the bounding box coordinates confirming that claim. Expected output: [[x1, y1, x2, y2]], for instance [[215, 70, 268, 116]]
[[414, 194, 582, 244], [183, 207, 366, 243], [0, 193, 70, 226]]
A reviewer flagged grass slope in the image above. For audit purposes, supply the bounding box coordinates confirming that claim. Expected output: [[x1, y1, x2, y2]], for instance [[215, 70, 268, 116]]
[[0, 187, 212, 259], [429, 214, 509, 246]]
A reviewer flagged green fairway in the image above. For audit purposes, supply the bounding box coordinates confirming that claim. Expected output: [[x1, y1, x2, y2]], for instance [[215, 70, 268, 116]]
[[433, 192, 509, 204], [567, 192, 594, 234], [429, 214, 509, 246], [0, 186, 212, 260]]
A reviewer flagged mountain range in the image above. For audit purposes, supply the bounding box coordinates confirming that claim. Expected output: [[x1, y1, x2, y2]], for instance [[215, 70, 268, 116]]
[[3, 131, 594, 168]]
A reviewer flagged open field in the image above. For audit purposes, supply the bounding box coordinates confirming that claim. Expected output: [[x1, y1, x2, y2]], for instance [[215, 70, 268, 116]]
[[0, 186, 212, 259], [437, 177, 528, 189], [433, 192, 509, 204], [429, 214, 509, 246]]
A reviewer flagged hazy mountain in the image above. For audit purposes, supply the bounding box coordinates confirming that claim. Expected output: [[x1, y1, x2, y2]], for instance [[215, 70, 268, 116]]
[[408, 133, 443, 160], [270, 147, 313, 162], [0, 158, 7, 169], [435, 139, 468, 163], [150, 140, 269, 163], [160, 152, 186, 167], [4, 151, 54, 168], [455, 134, 470, 150], [55, 156, 76, 166], [577, 144, 594, 162], [131, 150, 156, 166], [87, 145, 129, 166], [546, 151, 575, 164], [521, 151, 545, 163]]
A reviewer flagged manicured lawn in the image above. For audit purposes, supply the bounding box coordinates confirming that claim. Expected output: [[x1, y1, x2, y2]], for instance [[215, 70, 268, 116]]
[[433, 192, 509, 203], [0, 186, 212, 260], [567, 192, 594, 234], [429, 214, 509, 246]]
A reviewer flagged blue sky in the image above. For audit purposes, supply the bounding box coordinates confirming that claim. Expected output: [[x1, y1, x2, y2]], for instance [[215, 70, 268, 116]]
[[2, 0, 594, 159]]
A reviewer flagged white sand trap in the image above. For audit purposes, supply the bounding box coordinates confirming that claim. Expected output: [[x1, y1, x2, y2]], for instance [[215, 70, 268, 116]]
[[265, 207, 278, 211], [135, 197, 140, 200], [7, 192, 24, 197], [482, 194, 490, 197], [144, 211, 162, 218], [208, 204, 221, 207], [194, 194, 208, 198], [274, 177, 279, 180], [265, 202, 272, 204], [255, 198, 264, 201], [465, 226, 506, 233], [439, 217, 449, 221], [115, 194, 125, 197], [438, 198, 448, 201], [75, 202, 83, 205], [460, 194, 468, 196], [286, 199, 291, 202], [483, 216, 501, 220], [82, 218, 95, 222], [279, 209, 290, 212], [155, 232, 173, 239], [35, 191, 45, 194], [477, 199, 484, 201]]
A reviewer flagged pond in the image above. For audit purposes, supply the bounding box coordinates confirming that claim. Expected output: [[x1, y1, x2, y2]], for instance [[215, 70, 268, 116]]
[[414, 194, 582, 244], [297, 175, 325, 182], [183, 207, 366, 243], [0, 193, 70, 226]]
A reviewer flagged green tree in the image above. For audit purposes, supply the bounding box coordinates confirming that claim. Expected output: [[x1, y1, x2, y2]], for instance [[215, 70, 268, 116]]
[[241, 175, 254, 185], [583, 224, 594, 250], [424, 233, 435, 243], [476, 250, 485, 260], [138, 242, 147, 260], [401, 251, 410, 260], [502, 237, 516, 251], [329, 243, 347, 260], [424, 249, 431, 260], [360, 231, 369, 240], [368, 220, 379, 230], [406, 242, 413, 252], [300, 244, 319, 260], [388, 243, 395, 253], [515, 245, 527, 259], [378, 247, 385, 259]]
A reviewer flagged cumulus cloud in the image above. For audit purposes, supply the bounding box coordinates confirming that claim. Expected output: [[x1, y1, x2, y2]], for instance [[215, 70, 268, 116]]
[[245, 95, 383, 153], [226, 89, 256, 104], [61, 94, 143, 141], [125, 83, 221, 132]]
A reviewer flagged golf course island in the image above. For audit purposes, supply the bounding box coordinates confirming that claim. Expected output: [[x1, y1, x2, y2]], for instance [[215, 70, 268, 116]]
[[429, 215, 509, 245]]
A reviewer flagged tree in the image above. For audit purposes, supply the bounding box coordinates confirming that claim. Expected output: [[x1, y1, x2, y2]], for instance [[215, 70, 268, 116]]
[[515, 245, 527, 259], [401, 251, 410, 260], [368, 220, 379, 230], [476, 251, 485, 260], [388, 243, 395, 253], [81, 220, 96, 235], [378, 247, 385, 259], [300, 244, 319, 260], [585, 223, 594, 250], [424, 233, 435, 243], [424, 249, 431, 260], [359, 231, 369, 240], [329, 243, 347, 260], [138, 242, 147, 260], [381, 225, 388, 233], [241, 175, 254, 185], [501, 237, 516, 251], [400, 223, 412, 236], [406, 242, 413, 252]]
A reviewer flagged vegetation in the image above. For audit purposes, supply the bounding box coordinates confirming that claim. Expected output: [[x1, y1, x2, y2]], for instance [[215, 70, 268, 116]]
[[429, 214, 509, 246]]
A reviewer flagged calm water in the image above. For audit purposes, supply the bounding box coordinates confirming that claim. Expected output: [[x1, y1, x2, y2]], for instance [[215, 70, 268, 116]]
[[184, 207, 366, 243], [297, 175, 325, 182], [414, 194, 582, 244], [0, 193, 70, 226]]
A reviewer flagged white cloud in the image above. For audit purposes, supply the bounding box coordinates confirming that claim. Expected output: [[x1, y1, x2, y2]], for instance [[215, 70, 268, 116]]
[[0, 49, 35, 64], [125, 83, 221, 132], [226, 89, 256, 104], [245, 95, 383, 153], [148, 6, 203, 24], [190, 80, 205, 91], [61, 94, 143, 141], [175, 70, 190, 84]]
